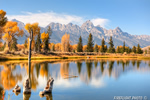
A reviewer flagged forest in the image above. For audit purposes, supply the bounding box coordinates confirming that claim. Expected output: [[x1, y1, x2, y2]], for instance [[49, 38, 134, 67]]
[[0, 10, 145, 55]]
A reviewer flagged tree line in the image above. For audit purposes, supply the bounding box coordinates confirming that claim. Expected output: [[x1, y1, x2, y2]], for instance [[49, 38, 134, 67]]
[[0, 9, 143, 54]]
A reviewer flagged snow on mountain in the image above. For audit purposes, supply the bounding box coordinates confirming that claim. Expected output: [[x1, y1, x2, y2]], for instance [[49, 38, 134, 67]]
[[12, 19, 150, 48]]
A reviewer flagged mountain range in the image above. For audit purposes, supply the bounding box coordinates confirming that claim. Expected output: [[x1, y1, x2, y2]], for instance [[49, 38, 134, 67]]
[[12, 19, 150, 48]]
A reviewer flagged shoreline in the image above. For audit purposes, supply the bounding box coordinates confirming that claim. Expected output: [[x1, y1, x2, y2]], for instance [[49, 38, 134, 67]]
[[0, 54, 150, 61]]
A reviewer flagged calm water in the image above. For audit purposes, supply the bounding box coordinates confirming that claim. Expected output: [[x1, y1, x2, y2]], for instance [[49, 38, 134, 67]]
[[0, 59, 150, 100]]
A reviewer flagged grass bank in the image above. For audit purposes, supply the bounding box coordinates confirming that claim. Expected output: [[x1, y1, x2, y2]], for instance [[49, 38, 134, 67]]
[[0, 53, 149, 61]]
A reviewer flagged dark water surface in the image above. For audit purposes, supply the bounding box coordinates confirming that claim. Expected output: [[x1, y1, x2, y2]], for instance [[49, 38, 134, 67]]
[[0, 59, 150, 100]]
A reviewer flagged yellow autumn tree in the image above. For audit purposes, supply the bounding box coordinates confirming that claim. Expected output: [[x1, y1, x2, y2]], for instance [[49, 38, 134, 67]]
[[2, 21, 23, 50], [25, 23, 40, 61], [55, 43, 61, 52], [49, 43, 55, 51], [0, 9, 7, 40], [41, 32, 49, 52], [72, 44, 78, 52], [83, 45, 87, 52], [61, 33, 70, 52]]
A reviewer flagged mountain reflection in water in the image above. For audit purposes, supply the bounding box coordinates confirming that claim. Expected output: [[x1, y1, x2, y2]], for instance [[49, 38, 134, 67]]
[[0, 59, 150, 100]]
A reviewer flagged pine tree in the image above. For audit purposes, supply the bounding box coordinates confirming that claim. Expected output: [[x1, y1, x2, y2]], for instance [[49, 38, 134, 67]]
[[87, 33, 94, 52], [136, 44, 143, 54], [35, 32, 41, 53], [116, 46, 120, 53], [94, 44, 98, 52], [24, 39, 28, 49], [52, 44, 55, 51], [44, 38, 49, 52], [101, 38, 105, 53], [108, 36, 115, 53], [132, 46, 136, 53], [105, 45, 107, 52], [77, 36, 83, 52]]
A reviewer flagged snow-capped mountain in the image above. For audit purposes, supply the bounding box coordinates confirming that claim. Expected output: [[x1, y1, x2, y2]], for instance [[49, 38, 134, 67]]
[[12, 19, 150, 48]]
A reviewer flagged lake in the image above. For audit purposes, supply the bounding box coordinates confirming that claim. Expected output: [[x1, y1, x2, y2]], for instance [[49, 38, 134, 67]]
[[0, 59, 150, 100]]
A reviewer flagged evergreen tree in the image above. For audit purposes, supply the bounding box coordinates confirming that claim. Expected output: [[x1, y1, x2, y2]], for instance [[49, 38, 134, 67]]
[[94, 44, 98, 52], [126, 46, 131, 54], [87, 33, 94, 52], [108, 36, 115, 53], [136, 44, 143, 54], [101, 38, 105, 53], [47, 26, 52, 40], [122, 41, 125, 53], [35, 32, 41, 53], [105, 45, 107, 52], [10, 36, 18, 51], [77, 36, 83, 52], [52, 44, 55, 51], [132, 46, 136, 53], [24, 39, 28, 49], [44, 38, 49, 52], [116, 46, 121, 53]]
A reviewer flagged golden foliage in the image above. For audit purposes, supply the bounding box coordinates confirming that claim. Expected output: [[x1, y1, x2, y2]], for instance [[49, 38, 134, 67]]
[[0, 10, 6, 18], [61, 33, 70, 52], [41, 32, 49, 42], [40, 63, 48, 77], [83, 45, 87, 52], [24, 23, 40, 36], [0, 64, 22, 90], [60, 63, 69, 78], [0, 42, 3, 48], [55, 43, 61, 51], [72, 44, 78, 51], [17, 44, 25, 51], [49, 43, 55, 50], [2, 21, 23, 47]]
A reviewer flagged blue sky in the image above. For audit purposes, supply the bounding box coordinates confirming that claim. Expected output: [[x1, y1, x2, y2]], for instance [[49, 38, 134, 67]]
[[1, 0, 150, 35]]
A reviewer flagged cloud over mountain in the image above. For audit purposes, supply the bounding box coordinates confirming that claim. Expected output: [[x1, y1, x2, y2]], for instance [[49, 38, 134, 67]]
[[7, 11, 109, 28]]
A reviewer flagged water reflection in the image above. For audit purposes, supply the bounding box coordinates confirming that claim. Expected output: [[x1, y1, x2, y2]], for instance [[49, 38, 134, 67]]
[[40, 92, 53, 100], [0, 59, 150, 99], [23, 93, 31, 100]]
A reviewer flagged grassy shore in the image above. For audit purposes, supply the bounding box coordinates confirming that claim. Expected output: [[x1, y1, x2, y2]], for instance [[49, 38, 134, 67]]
[[0, 53, 150, 60]]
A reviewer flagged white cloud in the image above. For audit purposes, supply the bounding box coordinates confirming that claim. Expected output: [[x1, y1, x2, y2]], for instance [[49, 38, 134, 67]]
[[91, 18, 109, 27], [7, 11, 109, 28]]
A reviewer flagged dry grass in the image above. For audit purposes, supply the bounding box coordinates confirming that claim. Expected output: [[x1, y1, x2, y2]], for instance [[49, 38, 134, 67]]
[[0, 53, 149, 61]]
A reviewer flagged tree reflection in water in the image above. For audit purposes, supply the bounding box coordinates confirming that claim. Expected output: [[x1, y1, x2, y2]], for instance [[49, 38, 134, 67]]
[[137, 60, 141, 69], [86, 61, 93, 80], [77, 61, 82, 75], [60, 62, 69, 79], [100, 60, 106, 75], [23, 93, 31, 100], [0, 59, 150, 100], [94, 61, 98, 68], [108, 61, 114, 77], [0, 63, 22, 90]]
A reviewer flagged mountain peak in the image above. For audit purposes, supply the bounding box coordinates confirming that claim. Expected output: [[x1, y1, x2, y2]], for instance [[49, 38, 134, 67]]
[[11, 19, 20, 22], [115, 27, 122, 32], [81, 20, 94, 31]]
